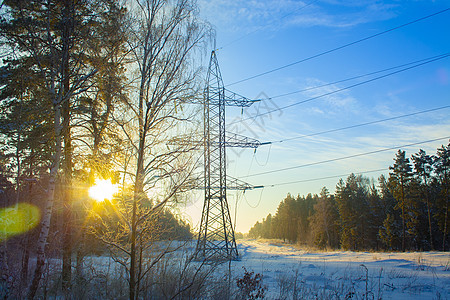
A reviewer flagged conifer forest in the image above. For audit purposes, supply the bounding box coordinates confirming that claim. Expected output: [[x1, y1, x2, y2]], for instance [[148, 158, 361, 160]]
[[249, 147, 450, 252]]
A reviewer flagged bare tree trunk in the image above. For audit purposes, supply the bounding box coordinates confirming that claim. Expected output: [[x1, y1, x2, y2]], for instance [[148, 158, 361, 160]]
[[20, 179, 35, 291], [61, 0, 74, 294], [130, 130, 147, 300], [61, 61, 73, 298], [130, 196, 138, 300], [27, 103, 62, 299], [28, 41, 62, 296], [61, 104, 73, 296]]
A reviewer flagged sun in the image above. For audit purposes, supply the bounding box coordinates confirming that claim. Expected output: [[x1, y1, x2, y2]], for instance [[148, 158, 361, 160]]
[[89, 179, 118, 202]]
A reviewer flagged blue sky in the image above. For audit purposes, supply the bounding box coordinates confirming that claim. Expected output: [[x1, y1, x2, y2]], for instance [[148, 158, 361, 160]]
[[183, 0, 450, 233]]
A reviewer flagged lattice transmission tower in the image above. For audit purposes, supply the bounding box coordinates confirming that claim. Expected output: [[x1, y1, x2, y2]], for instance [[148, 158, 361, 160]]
[[194, 51, 262, 261]]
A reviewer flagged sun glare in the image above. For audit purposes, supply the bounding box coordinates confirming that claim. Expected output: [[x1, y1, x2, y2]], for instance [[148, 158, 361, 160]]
[[0, 203, 41, 241], [89, 179, 118, 202]]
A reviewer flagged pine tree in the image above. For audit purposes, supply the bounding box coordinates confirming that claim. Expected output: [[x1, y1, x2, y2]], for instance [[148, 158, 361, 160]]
[[378, 175, 400, 250], [389, 150, 414, 251], [412, 149, 435, 249], [0, 62, 54, 177], [367, 184, 384, 250], [262, 214, 273, 239], [248, 221, 263, 239], [273, 194, 297, 242], [379, 213, 400, 250], [434, 143, 450, 250], [0, 0, 128, 295], [335, 178, 351, 249], [297, 195, 311, 244], [309, 187, 339, 249], [335, 175, 371, 250]]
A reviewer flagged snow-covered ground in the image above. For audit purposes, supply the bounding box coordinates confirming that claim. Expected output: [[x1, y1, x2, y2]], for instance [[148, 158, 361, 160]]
[[77, 239, 449, 299], [225, 239, 450, 299]]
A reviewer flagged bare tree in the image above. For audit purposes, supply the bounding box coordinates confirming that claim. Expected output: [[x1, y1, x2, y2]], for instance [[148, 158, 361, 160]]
[[89, 0, 211, 298]]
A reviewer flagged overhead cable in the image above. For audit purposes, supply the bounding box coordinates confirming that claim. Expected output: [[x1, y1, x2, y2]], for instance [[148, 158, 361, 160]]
[[228, 53, 450, 126], [241, 136, 450, 178], [271, 105, 450, 143], [227, 8, 450, 86], [262, 167, 388, 188], [270, 54, 450, 100]]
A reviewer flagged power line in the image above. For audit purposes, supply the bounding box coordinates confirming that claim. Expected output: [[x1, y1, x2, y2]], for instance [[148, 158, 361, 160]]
[[243, 187, 265, 209], [229, 53, 450, 126], [217, 0, 319, 51], [263, 168, 388, 188], [227, 8, 450, 87], [272, 105, 450, 143], [270, 54, 450, 100], [241, 136, 450, 178]]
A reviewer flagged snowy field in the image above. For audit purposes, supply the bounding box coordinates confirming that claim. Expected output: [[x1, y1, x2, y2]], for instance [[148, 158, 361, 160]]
[[224, 240, 450, 299], [77, 239, 449, 299]]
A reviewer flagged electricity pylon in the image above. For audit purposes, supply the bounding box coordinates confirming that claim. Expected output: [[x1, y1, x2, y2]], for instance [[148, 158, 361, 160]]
[[194, 51, 261, 261]]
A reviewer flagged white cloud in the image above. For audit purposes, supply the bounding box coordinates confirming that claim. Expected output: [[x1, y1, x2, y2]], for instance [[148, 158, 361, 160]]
[[198, 0, 399, 32], [373, 103, 396, 117], [349, 122, 450, 159], [288, 1, 399, 28], [299, 77, 359, 113], [199, 0, 310, 32], [307, 106, 325, 115]]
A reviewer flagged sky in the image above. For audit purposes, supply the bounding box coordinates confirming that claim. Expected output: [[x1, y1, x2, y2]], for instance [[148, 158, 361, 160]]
[[182, 0, 450, 233]]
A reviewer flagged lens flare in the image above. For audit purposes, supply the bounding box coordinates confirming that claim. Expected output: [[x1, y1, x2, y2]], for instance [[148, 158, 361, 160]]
[[0, 203, 41, 241], [89, 179, 118, 202]]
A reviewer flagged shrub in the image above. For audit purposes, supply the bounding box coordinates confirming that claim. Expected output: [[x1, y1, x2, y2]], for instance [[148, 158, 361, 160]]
[[236, 267, 266, 299]]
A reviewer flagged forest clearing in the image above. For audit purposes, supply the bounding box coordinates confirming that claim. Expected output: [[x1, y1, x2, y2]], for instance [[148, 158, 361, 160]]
[[32, 239, 450, 299]]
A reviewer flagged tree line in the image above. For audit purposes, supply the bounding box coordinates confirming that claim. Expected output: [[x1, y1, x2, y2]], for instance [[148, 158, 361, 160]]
[[248, 145, 450, 252], [0, 0, 211, 298]]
